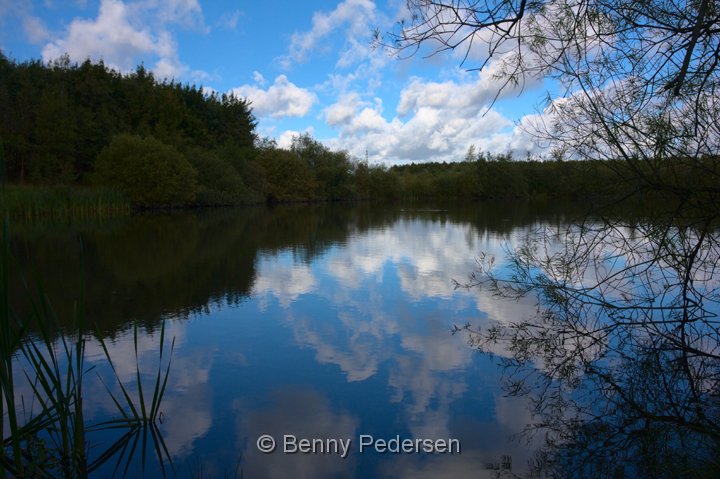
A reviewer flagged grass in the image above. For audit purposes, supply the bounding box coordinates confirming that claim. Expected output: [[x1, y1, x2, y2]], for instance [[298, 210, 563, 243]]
[[0, 215, 174, 477], [0, 185, 131, 221]]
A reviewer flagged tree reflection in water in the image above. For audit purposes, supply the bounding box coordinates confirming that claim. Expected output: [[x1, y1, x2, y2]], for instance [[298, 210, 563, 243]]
[[460, 215, 720, 478]]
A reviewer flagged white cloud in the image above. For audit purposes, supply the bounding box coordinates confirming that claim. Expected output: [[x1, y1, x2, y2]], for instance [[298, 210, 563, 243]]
[[323, 92, 363, 126], [22, 16, 49, 44], [231, 75, 317, 119], [273, 127, 313, 149], [42, 0, 156, 71], [39, 0, 208, 80], [153, 55, 186, 79], [276, 130, 300, 149], [201, 86, 217, 97], [147, 0, 205, 30], [346, 105, 389, 133], [281, 0, 377, 67], [252, 70, 266, 86], [397, 64, 528, 117], [321, 68, 549, 163]]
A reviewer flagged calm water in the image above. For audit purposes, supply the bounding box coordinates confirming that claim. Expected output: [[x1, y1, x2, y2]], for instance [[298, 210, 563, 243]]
[[9, 202, 581, 478]]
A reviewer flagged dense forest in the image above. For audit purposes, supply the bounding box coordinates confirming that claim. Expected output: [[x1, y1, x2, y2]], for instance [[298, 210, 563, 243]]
[[0, 53, 709, 212]]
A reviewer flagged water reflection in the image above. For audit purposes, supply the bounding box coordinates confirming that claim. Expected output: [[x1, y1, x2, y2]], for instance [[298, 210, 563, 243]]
[[235, 388, 359, 479], [8, 202, 579, 477]]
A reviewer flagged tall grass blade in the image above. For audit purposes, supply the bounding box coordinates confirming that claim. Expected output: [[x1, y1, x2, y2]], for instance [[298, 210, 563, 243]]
[[94, 320, 175, 475], [87, 426, 136, 474], [134, 322, 148, 422], [96, 335, 141, 421], [150, 322, 175, 421], [150, 422, 175, 476], [1, 216, 175, 477], [121, 425, 142, 478]]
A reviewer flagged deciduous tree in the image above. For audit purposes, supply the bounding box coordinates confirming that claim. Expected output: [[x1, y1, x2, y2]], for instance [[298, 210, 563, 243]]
[[92, 134, 198, 207], [384, 1, 720, 475]]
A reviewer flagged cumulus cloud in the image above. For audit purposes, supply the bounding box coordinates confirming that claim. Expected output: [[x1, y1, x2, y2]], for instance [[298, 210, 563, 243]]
[[281, 0, 377, 68], [397, 74, 500, 118], [322, 69, 546, 163], [276, 128, 312, 149], [42, 0, 157, 71], [322, 92, 363, 126], [324, 100, 511, 163], [39, 0, 207, 79], [231, 75, 317, 119], [270, 0, 542, 164]]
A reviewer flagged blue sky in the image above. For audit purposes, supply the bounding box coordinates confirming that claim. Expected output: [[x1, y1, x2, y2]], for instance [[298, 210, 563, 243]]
[[0, 0, 551, 164]]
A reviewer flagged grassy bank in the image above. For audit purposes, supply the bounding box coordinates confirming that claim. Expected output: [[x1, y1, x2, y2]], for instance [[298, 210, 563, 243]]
[[0, 185, 131, 221]]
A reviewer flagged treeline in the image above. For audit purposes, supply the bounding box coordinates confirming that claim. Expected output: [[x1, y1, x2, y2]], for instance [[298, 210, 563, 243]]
[[388, 153, 607, 200], [0, 53, 407, 208], [388, 150, 720, 205], [2, 53, 711, 210]]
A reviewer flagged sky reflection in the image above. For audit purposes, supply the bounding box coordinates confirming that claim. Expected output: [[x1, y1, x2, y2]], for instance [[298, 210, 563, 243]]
[[239, 212, 540, 476], [10, 206, 550, 477]]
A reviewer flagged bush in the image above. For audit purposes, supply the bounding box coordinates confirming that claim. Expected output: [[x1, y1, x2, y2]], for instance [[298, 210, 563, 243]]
[[256, 148, 317, 202], [188, 149, 253, 205], [92, 134, 198, 207]]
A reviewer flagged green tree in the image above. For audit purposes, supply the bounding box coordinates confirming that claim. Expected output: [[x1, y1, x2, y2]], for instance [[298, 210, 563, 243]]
[[187, 148, 252, 205], [368, 165, 400, 201], [29, 83, 78, 183], [291, 134, 355, 201], [256, 148, 317, 203], [0, 54, 258, 187], [92, 134, 198, 207]]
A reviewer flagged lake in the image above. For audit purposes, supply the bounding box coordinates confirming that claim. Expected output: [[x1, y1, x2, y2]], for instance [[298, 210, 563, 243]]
[[4, 201, 618, 477]]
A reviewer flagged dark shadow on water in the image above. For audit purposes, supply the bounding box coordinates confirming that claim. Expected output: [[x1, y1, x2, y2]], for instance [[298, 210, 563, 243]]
[[8, 200, 583, 337]]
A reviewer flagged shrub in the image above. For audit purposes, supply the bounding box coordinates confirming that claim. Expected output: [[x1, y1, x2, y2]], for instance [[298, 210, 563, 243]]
[[188, 149, 253, 205], [256, 148, 317, 202], [92, 134, 198, 207]]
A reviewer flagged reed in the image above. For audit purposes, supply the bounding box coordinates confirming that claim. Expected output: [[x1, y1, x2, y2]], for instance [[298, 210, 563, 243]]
[[0, 216, 174, 477], [0, 185, 131, 221]]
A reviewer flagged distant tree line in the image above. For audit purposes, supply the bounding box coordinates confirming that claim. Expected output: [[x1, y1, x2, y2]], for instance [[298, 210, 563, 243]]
[[388, 148, 718, 204], [1, 53, 712, 209], [0, 53, 401, 207]]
